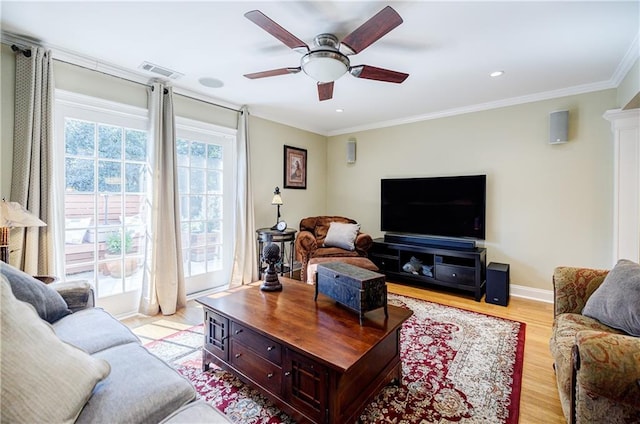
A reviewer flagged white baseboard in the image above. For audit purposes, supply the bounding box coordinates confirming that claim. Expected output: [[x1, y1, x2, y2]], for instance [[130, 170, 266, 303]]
[[510, 284, 554, 304]]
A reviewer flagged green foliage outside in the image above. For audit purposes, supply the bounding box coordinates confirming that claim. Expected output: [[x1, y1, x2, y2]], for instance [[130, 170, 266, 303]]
[[105, 231, 133, 254], [65, 119, 147, 193]]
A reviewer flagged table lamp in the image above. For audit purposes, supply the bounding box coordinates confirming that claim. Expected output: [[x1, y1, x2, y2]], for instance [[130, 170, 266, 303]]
[[0, 200, 47, 263], [270, 187, 283, 230]]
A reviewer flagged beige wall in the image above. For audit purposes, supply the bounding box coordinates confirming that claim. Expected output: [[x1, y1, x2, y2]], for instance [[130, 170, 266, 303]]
[[250, 116, 327, 230], [327, 90, 617, 291], [617, 58, 639, 109], [55, 61, 148, 109]]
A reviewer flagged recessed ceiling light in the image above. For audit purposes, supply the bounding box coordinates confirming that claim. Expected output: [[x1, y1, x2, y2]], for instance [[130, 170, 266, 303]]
[[336, 108, 344, 113], [199, 77, 224, 88], [490, 71, 505, 78]]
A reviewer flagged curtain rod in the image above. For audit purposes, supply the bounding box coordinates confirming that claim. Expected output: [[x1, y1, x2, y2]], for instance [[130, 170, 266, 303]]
[[150, 86, 169, 95], [49, 57, 241, 114], [11, 44, 31, 57]]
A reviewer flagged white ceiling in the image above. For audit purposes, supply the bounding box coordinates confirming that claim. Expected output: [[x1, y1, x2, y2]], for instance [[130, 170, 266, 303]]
[[1, 1, 638, 135]]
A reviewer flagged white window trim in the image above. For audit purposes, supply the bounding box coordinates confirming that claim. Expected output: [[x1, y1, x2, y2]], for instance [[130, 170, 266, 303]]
[[56, 90, 148, 122]]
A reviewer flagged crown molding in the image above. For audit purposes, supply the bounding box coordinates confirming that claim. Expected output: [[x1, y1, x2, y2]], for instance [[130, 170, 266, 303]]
[[328, 79, 616, 136], [611, 30, 640, 87], [1, 30, 241, 114], [3, 28, 634, 139]]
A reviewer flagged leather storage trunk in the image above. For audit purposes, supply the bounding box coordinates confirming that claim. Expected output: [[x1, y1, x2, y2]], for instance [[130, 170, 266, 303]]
[[315, 261, 388, 324]]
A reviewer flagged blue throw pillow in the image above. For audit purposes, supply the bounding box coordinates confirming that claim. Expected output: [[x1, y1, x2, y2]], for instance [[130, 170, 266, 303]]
[[583, 259, 640, 337], [0, 262, 71, 323]]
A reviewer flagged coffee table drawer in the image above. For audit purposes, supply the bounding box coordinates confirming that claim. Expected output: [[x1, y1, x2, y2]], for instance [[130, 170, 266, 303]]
[[231, 322, 282, 365], [231, 340, 282, 394]]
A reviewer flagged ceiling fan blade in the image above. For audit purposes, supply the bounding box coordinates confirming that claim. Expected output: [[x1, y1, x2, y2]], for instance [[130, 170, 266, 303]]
[[350, 65, 408, 83], [244, 67, 301, 79], [341, 6, 403, 54], [245, 10, 309, 51], [318, 82, 334, 101]]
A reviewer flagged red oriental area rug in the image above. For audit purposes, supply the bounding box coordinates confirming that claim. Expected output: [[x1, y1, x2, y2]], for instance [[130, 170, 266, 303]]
[[144, 294, 525, 424]]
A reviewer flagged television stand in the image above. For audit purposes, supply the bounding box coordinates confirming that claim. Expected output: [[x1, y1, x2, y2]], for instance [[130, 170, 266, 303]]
[[370, 238, 486, 301]]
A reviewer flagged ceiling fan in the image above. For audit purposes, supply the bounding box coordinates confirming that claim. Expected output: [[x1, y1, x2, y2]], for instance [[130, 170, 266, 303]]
[[243, 6, 409, 101]]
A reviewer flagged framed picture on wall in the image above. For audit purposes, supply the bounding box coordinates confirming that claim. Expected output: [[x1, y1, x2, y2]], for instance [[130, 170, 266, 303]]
[[283, 145, 307, 189]]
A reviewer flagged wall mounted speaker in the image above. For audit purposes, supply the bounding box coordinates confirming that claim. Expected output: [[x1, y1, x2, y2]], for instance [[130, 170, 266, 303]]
[[549, 110, 569, 144], [346, 139, 357, 163]]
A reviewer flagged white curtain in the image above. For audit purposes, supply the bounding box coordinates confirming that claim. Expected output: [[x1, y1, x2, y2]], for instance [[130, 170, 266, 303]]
[[230, 106, 258, 287], [139, 82, 186, 315], [10, 46, 56, 275]]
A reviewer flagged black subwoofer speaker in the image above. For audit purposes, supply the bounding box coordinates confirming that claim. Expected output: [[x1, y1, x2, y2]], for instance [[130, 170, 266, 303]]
[[486, 262, 510, 306]]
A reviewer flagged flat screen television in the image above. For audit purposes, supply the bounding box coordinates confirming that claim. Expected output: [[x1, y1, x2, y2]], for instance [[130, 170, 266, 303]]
[[381, 175, 486, 240]]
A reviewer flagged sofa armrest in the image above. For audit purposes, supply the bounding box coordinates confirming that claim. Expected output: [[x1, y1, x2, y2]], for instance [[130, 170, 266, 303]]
[[573, 330, 640, 407], [295, 230, 318, 262], [553, 267, 609, 316], [51, 280, 95, 312], [355, 233, 373, 255]]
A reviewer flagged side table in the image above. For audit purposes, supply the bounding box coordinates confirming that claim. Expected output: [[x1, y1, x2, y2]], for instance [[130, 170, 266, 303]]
[[256, 227, 297, 278]]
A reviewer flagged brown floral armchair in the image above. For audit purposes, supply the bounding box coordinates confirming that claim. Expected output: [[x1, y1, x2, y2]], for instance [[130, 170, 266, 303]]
[[295, 216, 373, 282], [549, 266, 640, 424]]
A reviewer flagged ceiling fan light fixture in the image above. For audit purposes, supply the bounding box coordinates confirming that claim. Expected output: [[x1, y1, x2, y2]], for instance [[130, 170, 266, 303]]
[[301, 50, 350, 83]]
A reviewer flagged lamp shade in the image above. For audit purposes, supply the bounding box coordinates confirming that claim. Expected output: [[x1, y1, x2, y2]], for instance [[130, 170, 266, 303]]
[[271, 187, 283, 205], [0, 201, 47, 228]]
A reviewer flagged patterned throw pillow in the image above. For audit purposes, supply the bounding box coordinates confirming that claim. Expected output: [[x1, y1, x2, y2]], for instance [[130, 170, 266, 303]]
[[323, 222, 360, 251], [0, 262, 71, 323], [583, 259, 640, 336]]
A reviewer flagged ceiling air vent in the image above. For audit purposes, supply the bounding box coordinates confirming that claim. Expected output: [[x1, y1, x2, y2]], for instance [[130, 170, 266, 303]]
[[138, 61, 184, 80]]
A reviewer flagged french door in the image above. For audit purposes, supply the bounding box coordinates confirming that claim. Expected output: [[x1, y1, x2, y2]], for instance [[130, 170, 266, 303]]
[[176, 117, 236, 295], [56, 92, 237, 316], [56, 91, 149, 316]]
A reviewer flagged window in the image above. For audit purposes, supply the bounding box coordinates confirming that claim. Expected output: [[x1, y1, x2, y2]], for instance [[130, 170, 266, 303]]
[[56, 92, 237, 313], [56, 92, 149, 302], [176, 118, 236, 294]]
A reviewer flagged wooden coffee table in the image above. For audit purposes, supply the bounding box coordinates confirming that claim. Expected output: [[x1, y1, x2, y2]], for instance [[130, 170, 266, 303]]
[[196, 277, 412, 424]]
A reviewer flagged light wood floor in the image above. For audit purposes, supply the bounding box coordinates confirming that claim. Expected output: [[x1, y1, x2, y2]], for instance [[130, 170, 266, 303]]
[[122, 281, 565, 424]]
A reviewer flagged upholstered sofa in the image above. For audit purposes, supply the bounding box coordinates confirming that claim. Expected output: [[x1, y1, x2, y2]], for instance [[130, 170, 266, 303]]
[[295, 216, 374, 282], [549, 261, 640, 424], [0, 262, 230, 423]]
